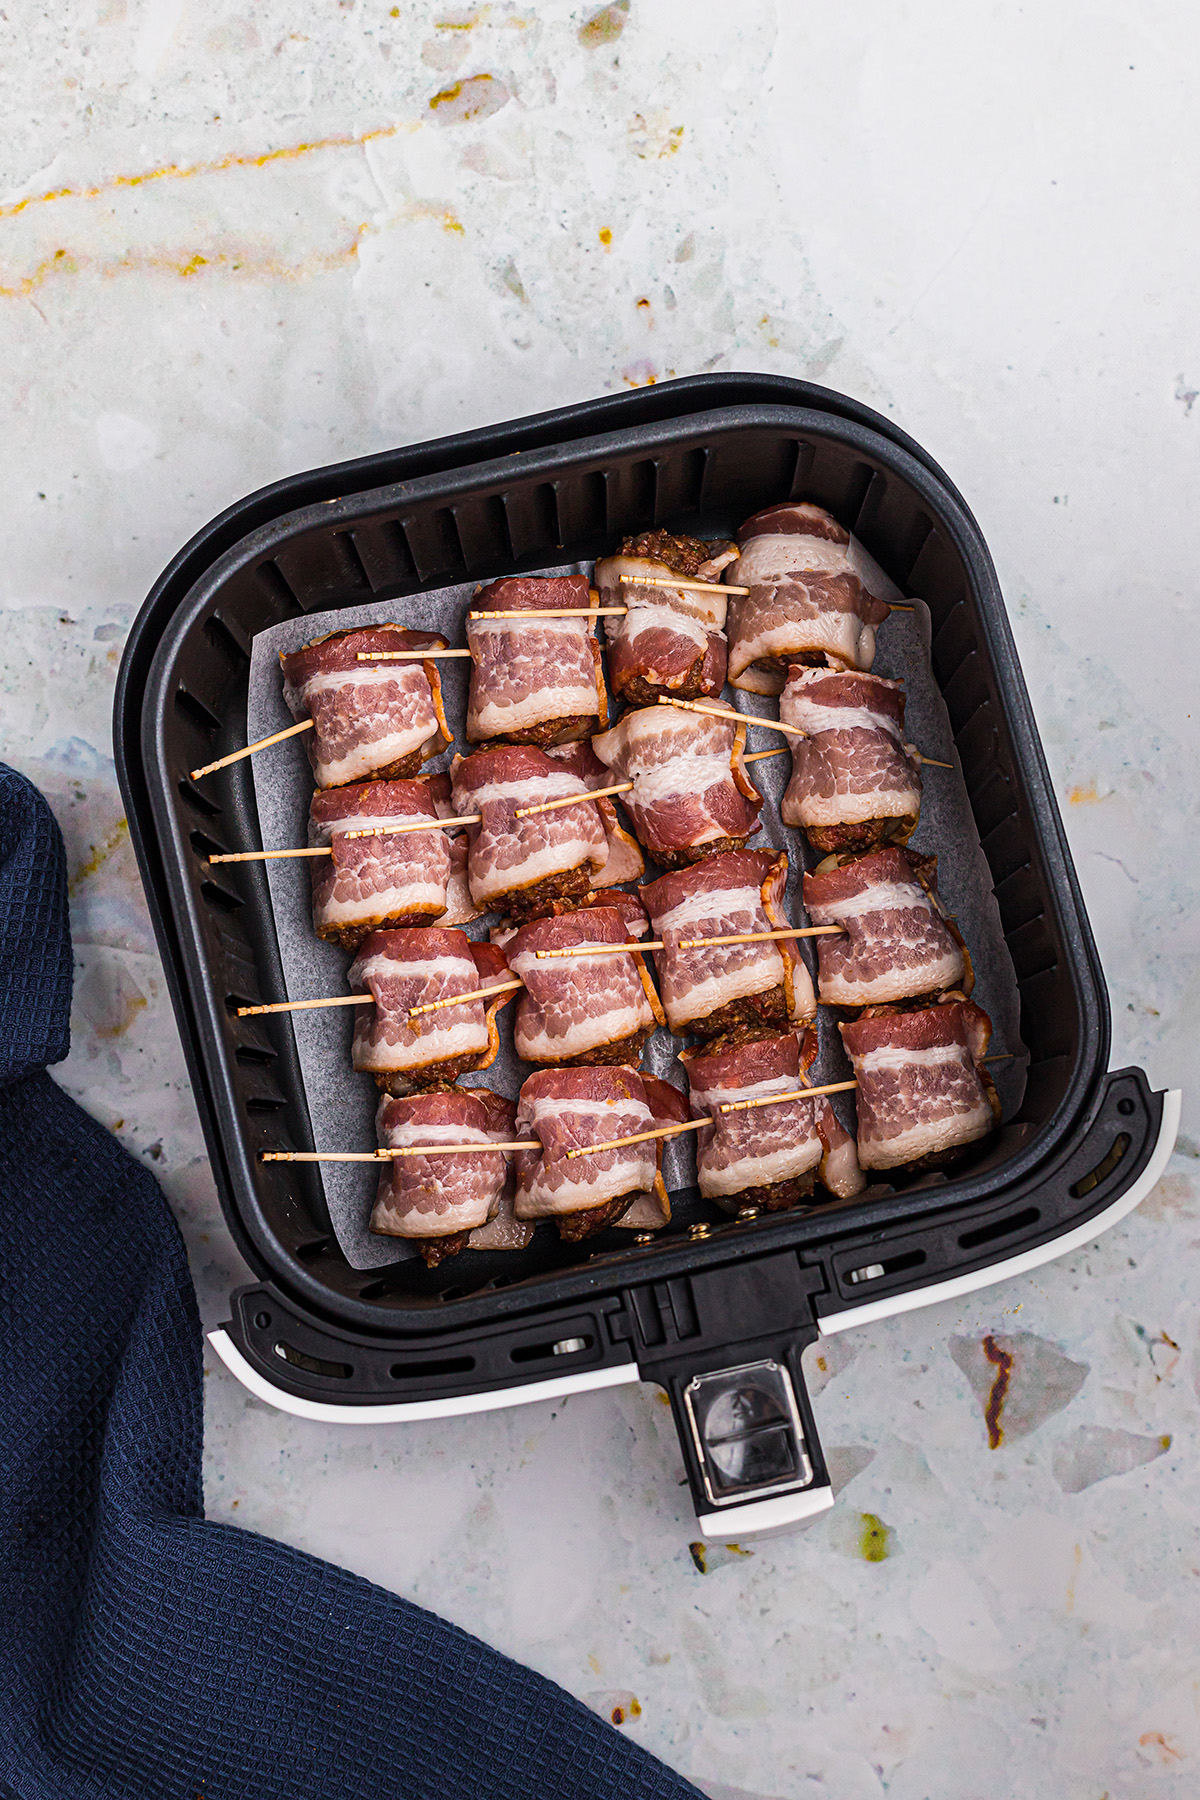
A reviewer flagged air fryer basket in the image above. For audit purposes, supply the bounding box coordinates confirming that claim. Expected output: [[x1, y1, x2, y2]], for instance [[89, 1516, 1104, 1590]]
[[117, 380, 1177, 1535]]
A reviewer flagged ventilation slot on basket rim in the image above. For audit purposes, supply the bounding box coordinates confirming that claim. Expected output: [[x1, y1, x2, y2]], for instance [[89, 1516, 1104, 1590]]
[[255, 559, 304, 618], [175, 687, 221, 734], [204, 612, 252, 662], [957, 1205, 1040, 1251], [274, 1340, 352, 1379], [200, 879, 243, 914], [389, 1353, 476, 1379], [178, 778, 222, 818], [510, 1333, 595, 1364], [1070, 1132, 1131, 1199], [844, 1248, 926, 1286]]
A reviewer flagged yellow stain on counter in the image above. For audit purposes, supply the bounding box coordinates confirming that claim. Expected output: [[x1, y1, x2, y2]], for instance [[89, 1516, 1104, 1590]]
[[68, 817, 129, 895], [1067, 784, 1102, 804], [0, 123, 404, 224], [0, 203, 462, 300]]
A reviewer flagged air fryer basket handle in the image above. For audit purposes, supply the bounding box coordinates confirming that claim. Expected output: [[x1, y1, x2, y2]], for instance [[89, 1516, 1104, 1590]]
[[661, 1340, 834, 1539], [630, 1254, 833, 1537]]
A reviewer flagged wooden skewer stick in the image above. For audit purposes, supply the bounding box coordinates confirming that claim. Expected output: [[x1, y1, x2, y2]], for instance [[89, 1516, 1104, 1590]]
[[657, 695, 808, 739], [263, 1150, 388, 1163], [676, 925, 844, 949], [743, 746, 789, 763], [356, 647, 475, 661], [344, 814, 479, 840], [565, 1118, 708, 1159], [190, 717, 313, 782], [209, 813, 479, 863], [515, 783, 633, 818], [618, 574, 750, 597], [889, 603, 917, 612], [238, 993, 374, 1017], [468, 607, 628, 620], [719, 1079, 859, 1116], [407, 979, 524, 1019], [210, 845, 331, 864], [386, 1141, 539, 1157], [536, 940, 663, 959], [656, 696, 954, 767], [263, 1143, 539, 1163]]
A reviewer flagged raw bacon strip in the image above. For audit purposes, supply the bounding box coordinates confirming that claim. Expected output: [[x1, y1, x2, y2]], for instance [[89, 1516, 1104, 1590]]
[[641, 849, 816, 1037], [451, 745, 608, 919], [514, 1066, 659, 1240], [348, 928, 513, 1094], [506, 906, 664, 1068], [727, 503, 902, 694], [803, 846, 966, 1008], [591, 706, 762, 870], [611, 1075, 688, 1231], [840, 999, 999, 1171], [466, 575, 606, 747], [594, 532, 736, 707], [372, 1088, 507, 1265], [467, 1091, 535, 1252], [549, 888, 650, 938], [546, 740, 644, 886], [281, 625, 451, 789], [429, 773, 478, 928], [779, 667, 923, 854], [683, 1029, 864, 1212], [309, 778, 451, 951]]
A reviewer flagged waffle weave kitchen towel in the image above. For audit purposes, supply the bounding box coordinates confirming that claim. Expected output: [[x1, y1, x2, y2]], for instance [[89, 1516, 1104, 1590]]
[[0, 764, 700, 1800]]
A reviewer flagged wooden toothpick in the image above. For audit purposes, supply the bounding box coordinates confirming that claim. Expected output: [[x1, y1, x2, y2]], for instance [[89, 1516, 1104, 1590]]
[[565, 1118, 707, 1159], [515, 783, 632, 818], [618, 574, 749, 597], [468, 607, 627, 620], [237, 993, 374, 1017], [718, 1079, 859, 1115], [676, 926, 844, 949], [406, 979, 524, 1019], [190, 717, 313, 782], [263, 1143, 538, 1163], [356, 647, 474, 661]]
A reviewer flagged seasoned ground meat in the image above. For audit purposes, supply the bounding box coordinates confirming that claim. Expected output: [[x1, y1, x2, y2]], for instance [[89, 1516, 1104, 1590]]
[[805, 815, 918, 856], [616, 658, 712, 710], [689, 986, 789, 1041], [315, 902, 447, 954], [414, 1230, 472, 1269], [356, 747, 425, 783], [376, 1054, 490, 1096], [492, 863, 598, 923], [533, 1025, 656, 1070], [619, 531, 714, 578], [711, 1171, 816, 1216], [556, 1194, 638, 1241], [650, 833, 757, 872], [475, 712, 596, 752]]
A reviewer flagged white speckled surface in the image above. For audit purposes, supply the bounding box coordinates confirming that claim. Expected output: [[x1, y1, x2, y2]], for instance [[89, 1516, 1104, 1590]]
[[2, 4, 1196, 1794]]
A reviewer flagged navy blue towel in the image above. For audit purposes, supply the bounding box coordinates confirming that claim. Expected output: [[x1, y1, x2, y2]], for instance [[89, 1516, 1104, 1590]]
[[0, 765, 700, 1800]]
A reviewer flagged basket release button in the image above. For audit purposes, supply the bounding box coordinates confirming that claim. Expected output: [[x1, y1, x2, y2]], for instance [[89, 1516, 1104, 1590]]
[[682, 1359, 814, 1508]]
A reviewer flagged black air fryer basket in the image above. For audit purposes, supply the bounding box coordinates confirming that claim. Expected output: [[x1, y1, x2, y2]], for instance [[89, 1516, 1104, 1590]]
[[115, 375, 1178, 1537]]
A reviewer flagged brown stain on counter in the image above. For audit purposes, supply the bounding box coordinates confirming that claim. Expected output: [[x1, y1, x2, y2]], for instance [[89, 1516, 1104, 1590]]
[[981, 1333, 1014, 1448]]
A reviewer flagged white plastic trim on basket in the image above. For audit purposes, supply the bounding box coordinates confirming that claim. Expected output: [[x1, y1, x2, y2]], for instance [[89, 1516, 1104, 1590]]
[[696, 1485, 834, 1540], [209, 1090, 1180, 1431], [207, 1328, 639, 1423], [818, 1088, 1182, 1336]]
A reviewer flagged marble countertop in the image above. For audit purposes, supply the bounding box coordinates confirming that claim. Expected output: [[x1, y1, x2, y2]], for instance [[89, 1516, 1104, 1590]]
[[2, 4, 1196, 1795]]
